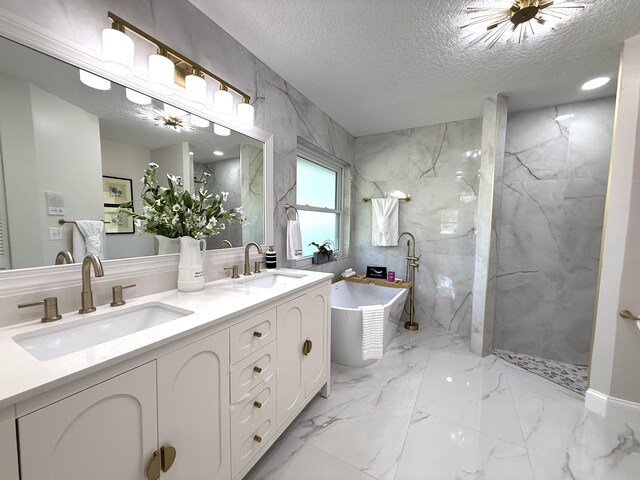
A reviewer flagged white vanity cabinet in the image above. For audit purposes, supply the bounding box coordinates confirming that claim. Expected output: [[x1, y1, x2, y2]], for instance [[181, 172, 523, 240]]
[[18, 362, 159, 480], [18, 330, 230, 480], [276, 284, 330, 428], [10, 276, 331, 480]]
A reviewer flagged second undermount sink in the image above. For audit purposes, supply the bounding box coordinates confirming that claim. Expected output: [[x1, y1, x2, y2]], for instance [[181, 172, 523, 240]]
[[239, 272, 307, 289], [14, 302, 193, 361]]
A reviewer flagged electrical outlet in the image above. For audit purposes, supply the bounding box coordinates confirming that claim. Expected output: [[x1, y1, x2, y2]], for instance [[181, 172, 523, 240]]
[[49, 227, 63, 240]]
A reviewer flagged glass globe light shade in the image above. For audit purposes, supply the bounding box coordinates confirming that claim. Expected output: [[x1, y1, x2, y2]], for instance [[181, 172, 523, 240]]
[[190, 115, 210, 128], [237, 101, 255, 129], [213, 88, 233, 117], [185, 74, 207, 107], [148, 54, 175, 95], [213, 124, 231, 136], [125, 88, 152, 105], [102, 28, 134, 77], [79, 70, 111, 90]]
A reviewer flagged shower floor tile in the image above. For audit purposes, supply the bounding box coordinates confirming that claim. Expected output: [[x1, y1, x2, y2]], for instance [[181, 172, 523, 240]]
[[493, 349, 589, 395]]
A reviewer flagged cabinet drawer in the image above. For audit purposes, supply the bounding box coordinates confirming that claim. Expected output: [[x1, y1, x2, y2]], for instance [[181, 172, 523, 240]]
[[230, 341, 276, 403], [230, 376, 276, 458], [230, 308, 276, 364], [231, 415, 276, 478]]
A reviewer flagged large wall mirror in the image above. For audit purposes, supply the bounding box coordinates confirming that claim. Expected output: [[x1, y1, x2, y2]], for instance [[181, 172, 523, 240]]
[[0, 35, 268, 271]]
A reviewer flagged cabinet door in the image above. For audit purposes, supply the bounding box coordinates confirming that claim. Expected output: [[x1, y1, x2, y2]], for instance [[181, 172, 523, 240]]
[[18, 362, 158, 480], [157, 330, 230, 480], [303, 285, 330, 398], [276, 295, 305, 428]]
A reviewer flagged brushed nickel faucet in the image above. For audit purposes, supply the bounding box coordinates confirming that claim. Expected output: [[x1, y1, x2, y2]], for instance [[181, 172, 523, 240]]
[[79, 254, 104, 314], [398, 231, 419, 331], [243, 242, 263, 276], [54, 250, 75, 265]]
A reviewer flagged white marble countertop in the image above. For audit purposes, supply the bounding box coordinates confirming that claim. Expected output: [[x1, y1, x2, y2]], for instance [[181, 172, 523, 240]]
[[0, 269, 332, 410]]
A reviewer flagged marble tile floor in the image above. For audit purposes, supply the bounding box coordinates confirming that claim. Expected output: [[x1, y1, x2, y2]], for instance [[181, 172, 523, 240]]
[[493, 348, 589, 396], [245, 325, 640, 480]]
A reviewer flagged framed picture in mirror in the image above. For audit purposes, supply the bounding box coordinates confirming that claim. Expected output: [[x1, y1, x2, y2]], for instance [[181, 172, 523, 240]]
[[104, 206, 134, 234], [102, 176, 133, 205]]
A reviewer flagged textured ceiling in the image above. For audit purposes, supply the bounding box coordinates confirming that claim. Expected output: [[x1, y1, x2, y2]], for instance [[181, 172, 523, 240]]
[[187, 0, 639, 136]]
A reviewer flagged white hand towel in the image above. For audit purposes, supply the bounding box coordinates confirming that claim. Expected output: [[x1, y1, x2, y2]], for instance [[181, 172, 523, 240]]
[[286, 218, 303, 261], [371, 198, 399, 246], [72, 226, 86, 261], [360, 304, 385, 361], [74, 220, 105, 260]]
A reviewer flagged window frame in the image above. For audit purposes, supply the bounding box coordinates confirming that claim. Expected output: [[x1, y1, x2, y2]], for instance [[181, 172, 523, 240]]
[[294, 140, 346, 266]]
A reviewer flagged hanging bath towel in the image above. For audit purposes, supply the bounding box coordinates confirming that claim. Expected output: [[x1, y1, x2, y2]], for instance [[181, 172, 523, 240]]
[[73, 220, 105, 260], [371, 198, 399, 246], [286, 218, 303, 260], [360, 304, 385, 361]]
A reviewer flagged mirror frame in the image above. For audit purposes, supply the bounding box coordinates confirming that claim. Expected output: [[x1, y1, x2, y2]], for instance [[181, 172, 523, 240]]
[[0, 9, 274, 294]]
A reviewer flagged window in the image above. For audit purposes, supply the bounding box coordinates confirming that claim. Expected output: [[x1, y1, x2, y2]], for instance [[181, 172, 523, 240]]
[[295, 141, 345, 258]]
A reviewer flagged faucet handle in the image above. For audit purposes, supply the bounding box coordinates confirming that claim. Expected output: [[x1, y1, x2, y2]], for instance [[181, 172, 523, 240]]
[[254, 261, 265, 274], [19, 297, 62, 322], [110, 284, 136, 307], [224, 265, 240, 279]]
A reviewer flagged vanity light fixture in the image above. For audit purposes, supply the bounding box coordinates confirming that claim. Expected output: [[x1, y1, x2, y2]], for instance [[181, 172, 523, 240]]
[[213, 124, 231, 136], [582, 77, 611, 90], [102, 21, 134, 77], [148, 50, 175, 95], [185, 69, 207, 107], [79, 70, 111, 90], [214, 85, 233, 117], [461, 0, 586, 48], [125, 88, 152, 105], [99, 12, 255, 129]]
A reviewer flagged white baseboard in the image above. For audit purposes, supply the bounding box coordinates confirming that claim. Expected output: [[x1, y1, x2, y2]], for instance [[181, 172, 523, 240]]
[[585, 388, 640, 424]]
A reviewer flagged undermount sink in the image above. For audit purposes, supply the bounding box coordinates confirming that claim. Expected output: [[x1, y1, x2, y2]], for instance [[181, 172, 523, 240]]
[[239, 272, 307, 289], [14, 302, 193, 361]]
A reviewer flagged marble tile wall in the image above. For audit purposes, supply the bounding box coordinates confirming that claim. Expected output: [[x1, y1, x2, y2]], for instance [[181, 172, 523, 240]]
[[0, 0, 355, 277], [471, 95, 508, 356], [353, 118, 482, 332], [494, 97, 615, 365]]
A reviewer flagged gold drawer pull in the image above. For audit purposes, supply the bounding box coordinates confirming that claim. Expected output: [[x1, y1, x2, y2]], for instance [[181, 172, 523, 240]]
[[146, 451, 161, 480], [254, 434, 263, 443], [253, 331, 263, 338], [302, 339, 313, 356], [253, 400, 263, 409], [253, 366, 263, 374]]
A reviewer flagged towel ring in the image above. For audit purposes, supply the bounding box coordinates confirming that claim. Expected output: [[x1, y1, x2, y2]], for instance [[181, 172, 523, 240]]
[[284, 204, 299, 221]]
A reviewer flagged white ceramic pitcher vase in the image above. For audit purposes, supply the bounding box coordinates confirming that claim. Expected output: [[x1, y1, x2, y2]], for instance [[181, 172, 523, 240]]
[[177, 236, 206, 292]]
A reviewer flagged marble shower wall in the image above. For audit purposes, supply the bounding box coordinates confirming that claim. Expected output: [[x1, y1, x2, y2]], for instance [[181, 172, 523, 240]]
[[493, 97, 615, 365], [0, 0, 355, 278], [353, 119, 482, 332]]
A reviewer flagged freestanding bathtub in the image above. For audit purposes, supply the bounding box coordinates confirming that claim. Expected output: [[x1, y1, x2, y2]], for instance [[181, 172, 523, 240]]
[[331, 281, 409, 367]]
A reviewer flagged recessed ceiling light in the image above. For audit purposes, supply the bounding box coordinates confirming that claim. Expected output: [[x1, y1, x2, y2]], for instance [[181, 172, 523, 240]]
[[189, 151, 194, 155], [582, 77, 611, 91], [213, 150, 224, 156]]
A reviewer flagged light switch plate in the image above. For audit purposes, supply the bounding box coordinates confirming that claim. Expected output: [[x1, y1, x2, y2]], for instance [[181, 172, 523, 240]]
[[49, 227, 63, 240]]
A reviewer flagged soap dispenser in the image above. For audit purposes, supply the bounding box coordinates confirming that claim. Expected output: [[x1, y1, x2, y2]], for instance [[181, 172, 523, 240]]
[[266, 245, 277, 269]]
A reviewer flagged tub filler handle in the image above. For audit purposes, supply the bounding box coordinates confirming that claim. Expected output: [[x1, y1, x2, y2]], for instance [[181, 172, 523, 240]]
[[302, 339, 313, 356]]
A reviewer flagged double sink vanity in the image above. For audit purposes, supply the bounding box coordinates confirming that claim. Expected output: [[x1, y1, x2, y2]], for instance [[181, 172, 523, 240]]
[[0, 268, 332, 480]]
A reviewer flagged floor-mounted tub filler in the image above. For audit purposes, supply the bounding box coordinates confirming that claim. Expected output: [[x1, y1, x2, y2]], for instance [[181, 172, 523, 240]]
[[331, 281, 409, 367]]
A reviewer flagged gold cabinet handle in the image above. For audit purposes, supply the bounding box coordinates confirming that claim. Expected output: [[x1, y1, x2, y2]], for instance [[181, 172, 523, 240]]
[[161, 445, 177, 473], [146, 451, 161, 480], [253, 331, 263, 338], [253, 366, 263, 374], [253, 400, 263, 409], [302, 339, 313, 356], [620, 309, 640, 321], [254, 434, 263, 443]]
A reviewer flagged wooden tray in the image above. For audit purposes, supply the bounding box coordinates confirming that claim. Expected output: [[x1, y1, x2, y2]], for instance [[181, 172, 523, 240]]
[[340, 275, 412, 290]]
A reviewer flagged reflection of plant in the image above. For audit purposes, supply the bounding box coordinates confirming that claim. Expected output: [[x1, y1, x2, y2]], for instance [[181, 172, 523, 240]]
[[120, 162, 244, 240], [309, 239, 334, 259]]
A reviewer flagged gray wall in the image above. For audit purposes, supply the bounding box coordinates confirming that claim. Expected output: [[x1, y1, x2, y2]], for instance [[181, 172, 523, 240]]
[[353, 118, 482, 332], [493, 97, 615, 365]]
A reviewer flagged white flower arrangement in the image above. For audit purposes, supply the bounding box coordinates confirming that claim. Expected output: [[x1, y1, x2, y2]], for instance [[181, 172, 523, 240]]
[[120, 163, 244, 240]]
